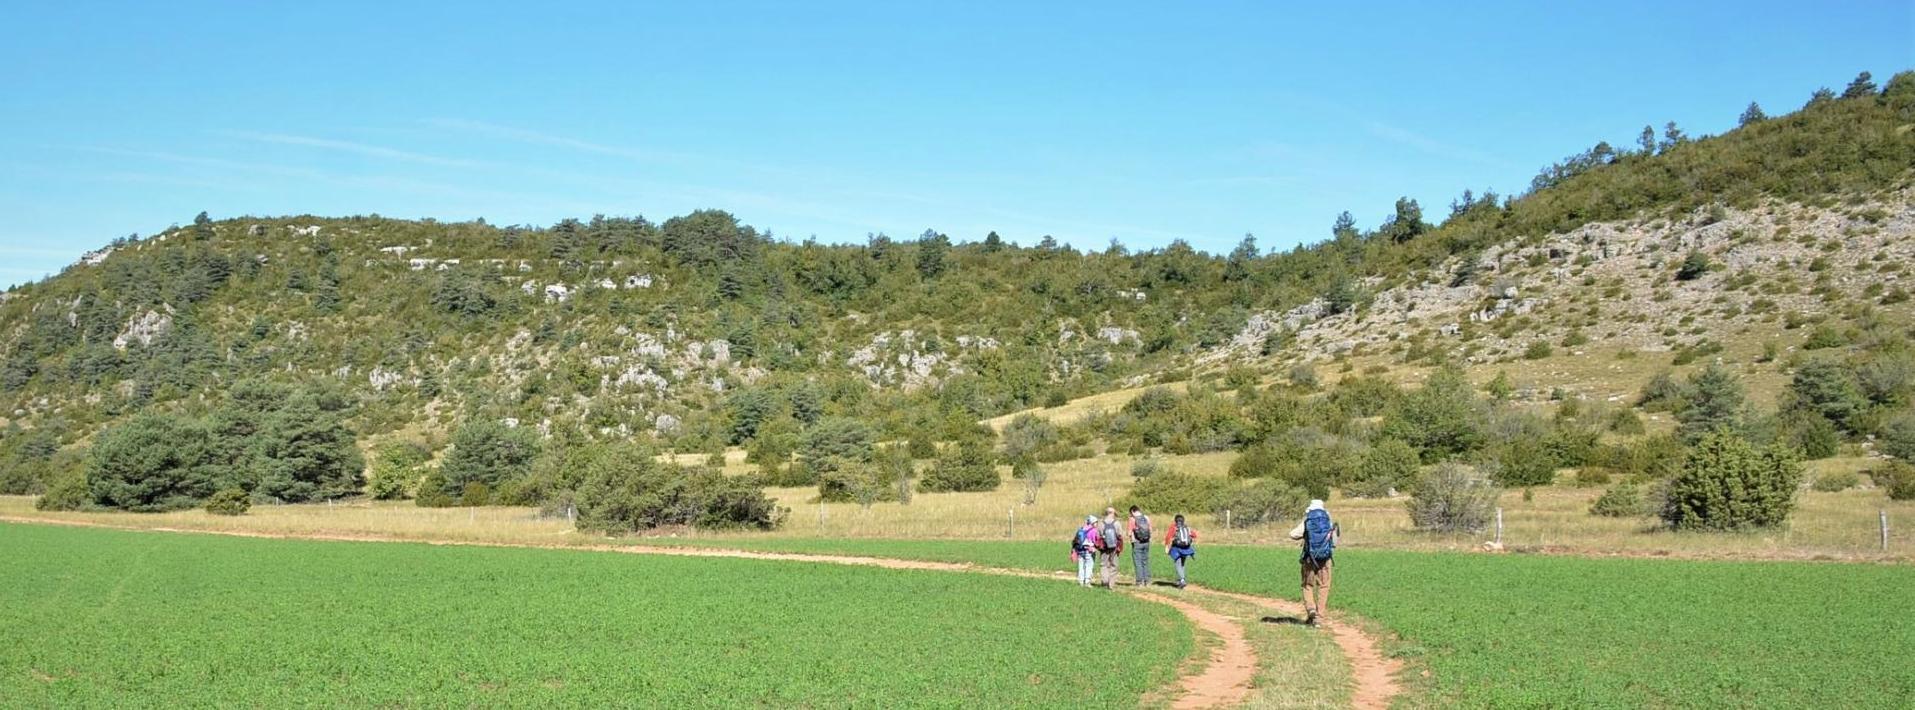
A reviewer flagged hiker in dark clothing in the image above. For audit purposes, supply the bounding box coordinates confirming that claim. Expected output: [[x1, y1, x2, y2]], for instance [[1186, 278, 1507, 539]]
[[1127, 505, 1152, 587], [1097, 507, 1124, 588], [1287, 499, 1338, 626], [1165, 514, 1197, 588]]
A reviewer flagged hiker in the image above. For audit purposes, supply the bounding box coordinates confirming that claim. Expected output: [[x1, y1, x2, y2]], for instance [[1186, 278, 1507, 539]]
[[1097, 507, 1124, 588], [1127, 505, 1152, 587], [1071, 514, 1099, 587], [1165, 514, 1197, 588], [1287, 499, 1339, 626]]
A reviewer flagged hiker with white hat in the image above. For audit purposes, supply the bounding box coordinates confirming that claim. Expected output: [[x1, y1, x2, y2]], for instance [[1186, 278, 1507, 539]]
[[1287, 499, 1340, 626]]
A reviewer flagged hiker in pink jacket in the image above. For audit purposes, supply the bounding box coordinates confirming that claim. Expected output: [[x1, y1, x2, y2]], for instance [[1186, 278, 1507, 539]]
[[1071, 515, 1099, 587]]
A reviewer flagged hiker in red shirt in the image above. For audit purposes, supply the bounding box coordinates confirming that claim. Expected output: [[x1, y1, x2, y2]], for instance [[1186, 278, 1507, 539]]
[[1165, 514, 1197, 589]]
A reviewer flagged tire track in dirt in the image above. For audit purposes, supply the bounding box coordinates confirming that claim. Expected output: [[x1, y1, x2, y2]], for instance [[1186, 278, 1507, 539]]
[[0, 516, 1400, 708]]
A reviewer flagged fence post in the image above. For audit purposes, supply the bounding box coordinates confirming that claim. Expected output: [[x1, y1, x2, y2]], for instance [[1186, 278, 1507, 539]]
[[1225, 509, 1231, 530], [1008, 507, 1015, 538], [1495, 508, 1503, 545], [1884, 510, 1891, 553], [819, 501, 826, 526]]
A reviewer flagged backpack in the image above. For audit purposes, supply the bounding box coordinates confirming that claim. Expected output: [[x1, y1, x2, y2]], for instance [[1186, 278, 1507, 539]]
[[1304, 509, 1335, 562], [1071, 527, 1088, 553], [1173, 523, 1193, 548], [1132, 516, 1151, 544], [1098, 521, 1121, 551]]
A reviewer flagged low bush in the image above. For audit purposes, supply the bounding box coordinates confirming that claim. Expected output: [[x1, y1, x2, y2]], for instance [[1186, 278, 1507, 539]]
[[571, 444, 783, 532], [1406, 463, 1501, 533], [34, 466, 89, 511], [414, 469, 456, 508], [204, 488, 251, 516], [1119, 470, 1230, 516], [366, 440, 431, 500], [1881, 411, 1915, 461], [1489, 437, 1558, 487], [1573, 466, 1612, 486], [1346, 438, 1420, 498], [1131, 457, 1167, 478], [435, 421, 539, 505], [1810, 470, 1859, 492], [918, 438, 1000, 493], [1870, 462, 1915, 500], [1589, 482, 1649, 517], [1210, 478, 1308, 525]]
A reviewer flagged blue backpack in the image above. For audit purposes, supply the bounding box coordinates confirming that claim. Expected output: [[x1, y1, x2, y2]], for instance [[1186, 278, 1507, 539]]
[[1304, 509, 1335, 562]]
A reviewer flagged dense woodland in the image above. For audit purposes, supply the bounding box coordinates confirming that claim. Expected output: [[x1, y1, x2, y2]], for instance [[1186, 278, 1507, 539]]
[[2, 71, 1912, 529]]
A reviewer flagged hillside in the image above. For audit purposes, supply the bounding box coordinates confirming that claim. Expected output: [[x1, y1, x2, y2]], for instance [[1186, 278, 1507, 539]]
[[2, 72, 1913, 508]]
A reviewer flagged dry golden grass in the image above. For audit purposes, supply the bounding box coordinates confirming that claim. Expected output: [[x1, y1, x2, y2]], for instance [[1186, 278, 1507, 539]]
[[982, 381, 1191, 431], [9, 449, 1906, 562]]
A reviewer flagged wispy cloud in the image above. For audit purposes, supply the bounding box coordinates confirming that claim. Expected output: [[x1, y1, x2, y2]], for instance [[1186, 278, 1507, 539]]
[[1360, 119, 1513, 169], [424, 118, 690, 164], [229, 131, 483, 168]]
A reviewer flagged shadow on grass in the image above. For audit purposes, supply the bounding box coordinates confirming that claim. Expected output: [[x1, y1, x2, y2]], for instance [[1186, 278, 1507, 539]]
[[1260, 615, 1311, 625]]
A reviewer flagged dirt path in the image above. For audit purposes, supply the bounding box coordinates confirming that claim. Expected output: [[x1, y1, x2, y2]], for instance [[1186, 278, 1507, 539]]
[[0, 515, 1398, 708]]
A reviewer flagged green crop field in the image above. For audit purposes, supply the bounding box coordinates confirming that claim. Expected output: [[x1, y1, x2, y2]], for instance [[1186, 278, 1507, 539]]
[[0, 524, 1190, 708], [647, 537, 1915, 708]]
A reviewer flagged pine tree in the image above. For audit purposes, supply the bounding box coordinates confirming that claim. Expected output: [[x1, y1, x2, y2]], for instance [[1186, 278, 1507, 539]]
[[1676, 363, 1746, 443], [1738, 101, 1767, 126], [1842, 71, 1877, 99], [1637, 125, 1658, 155]]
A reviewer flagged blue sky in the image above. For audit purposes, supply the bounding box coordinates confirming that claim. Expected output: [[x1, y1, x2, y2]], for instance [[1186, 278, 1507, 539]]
[[2, 1, 1910, 288]]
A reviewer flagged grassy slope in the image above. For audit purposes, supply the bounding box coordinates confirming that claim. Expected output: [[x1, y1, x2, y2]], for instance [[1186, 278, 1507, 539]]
[[645, 536, 1915, 709], [0, 523, 1189, 708]]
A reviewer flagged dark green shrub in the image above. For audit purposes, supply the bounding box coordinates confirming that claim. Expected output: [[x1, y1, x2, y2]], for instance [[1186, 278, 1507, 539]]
[[1785, 359, 1867, 431], [918, 437, 1000, 492], [1636, 371, 1692, 412], [906, 433, 937, 460], [1406, 463, 1501, 533], [1675, 364, 1747, 443], [366, 440, 430, 500], [35, 466, 89, 511], [1130, 457, 1167, 478], [1608, 408, 1646, 435], [1589, 482, 1648, 517], [1662, 431, 1801, 530], [1000, 414, 1059, 464], [436, 421, 539, 505], [1119, 470, 1230, 516], [87, 413, 221, 512], [205, 488, 251, 516], [1523, 341, 1554, 360], [1490, 437, 1558, 487], [1675, 250, 1712, 281], [1574, 466, 1612, 486], [1779, 411, 1841, 460], [1210, 478, 1307, 525], [1348, 438, 1420, 498], [574, 447, 783, 532], [1382, 365, 1487, 462], [1801, 324, 1850, 350], [414, 469, 455, 508], [798, 417, 878, 486], [460, 482, 493, 507], [1881, 411, 1915, 461], [1871, 462, 1915, 500]]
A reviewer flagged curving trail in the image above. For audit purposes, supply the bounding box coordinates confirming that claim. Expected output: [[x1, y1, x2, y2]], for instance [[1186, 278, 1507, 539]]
[[0, 516, 1399, 708]]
